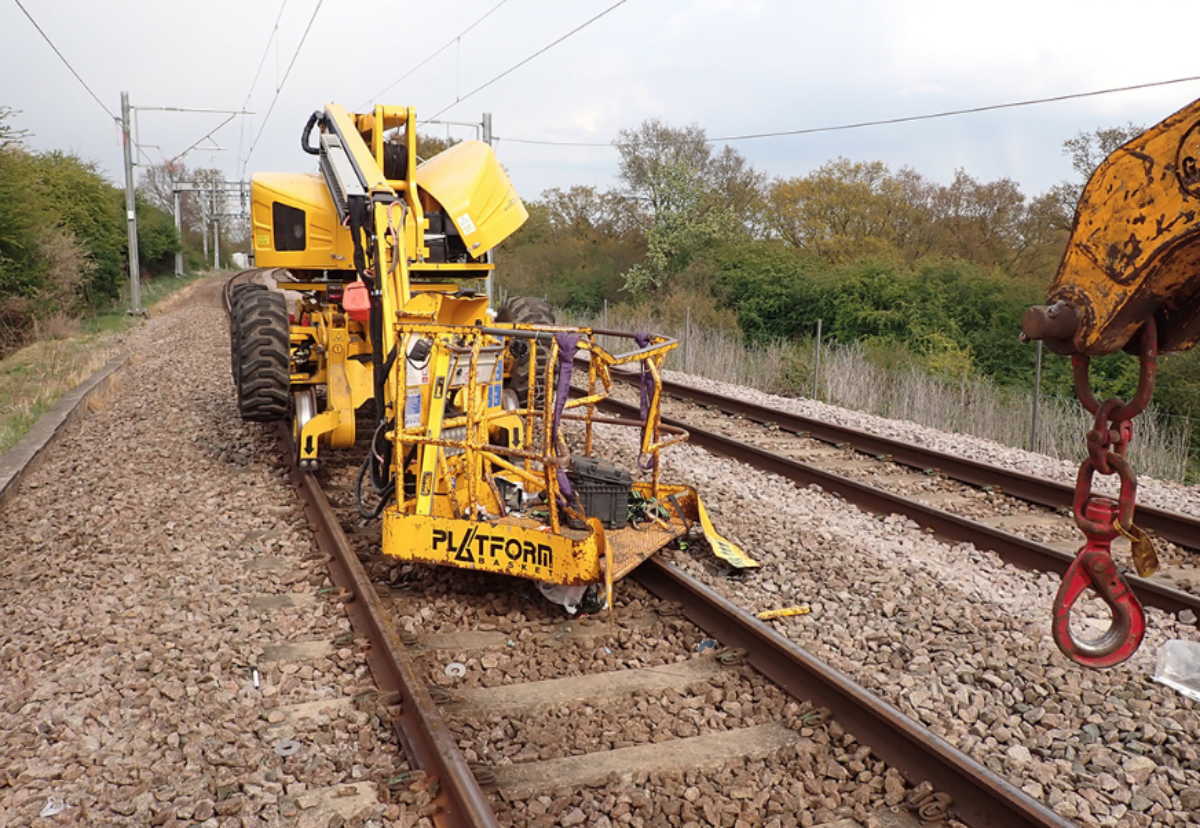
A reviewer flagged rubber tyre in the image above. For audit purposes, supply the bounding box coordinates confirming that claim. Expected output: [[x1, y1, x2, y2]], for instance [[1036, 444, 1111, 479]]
[[236, 289, 291, 422], [229, 283, 267, 385], [496, 296, 555, 406]]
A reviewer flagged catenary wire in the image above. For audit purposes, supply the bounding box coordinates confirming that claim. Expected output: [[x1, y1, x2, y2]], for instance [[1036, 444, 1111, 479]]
[[243, 0, 290, 111], [426, 0, 630, 121], [361, 0, 511, 108], [496, 74, 1200, 148], [14, 0, 115, 120], [169, 112, 238, 167], [239, 0, 290, 167], [242, 0, 324, 176]]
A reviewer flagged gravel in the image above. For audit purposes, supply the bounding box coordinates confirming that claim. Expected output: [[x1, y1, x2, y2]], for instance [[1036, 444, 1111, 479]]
[[0, 277, 417, 827], [561, 405, 1200, 828], [17, 279, 1192, 826], [657, 368, 1200, 518]]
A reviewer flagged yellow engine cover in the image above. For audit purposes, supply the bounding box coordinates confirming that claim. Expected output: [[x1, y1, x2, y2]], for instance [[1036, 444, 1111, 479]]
[[416, 141, 528, 259], [251, 172, 355, 271]]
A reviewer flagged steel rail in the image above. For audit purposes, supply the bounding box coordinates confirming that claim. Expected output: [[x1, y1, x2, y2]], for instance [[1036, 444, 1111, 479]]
[[281, 426, 501, 828], [633, 558, 1073, 828], [590, 395, 1200, 617], [633, 558, 1072, 828], [223, 286, 497, 828], [601, 368, 1197, 550]]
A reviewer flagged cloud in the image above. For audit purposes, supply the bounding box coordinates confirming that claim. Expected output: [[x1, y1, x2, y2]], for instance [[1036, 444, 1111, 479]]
[[4, 0, 1198, 205]]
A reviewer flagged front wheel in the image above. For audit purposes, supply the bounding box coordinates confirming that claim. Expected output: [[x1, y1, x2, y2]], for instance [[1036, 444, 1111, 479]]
[[235, 289, 290, 422]]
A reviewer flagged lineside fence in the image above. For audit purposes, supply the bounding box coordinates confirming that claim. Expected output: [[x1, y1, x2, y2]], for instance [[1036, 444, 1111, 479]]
[[555, 304, 1196, 484]]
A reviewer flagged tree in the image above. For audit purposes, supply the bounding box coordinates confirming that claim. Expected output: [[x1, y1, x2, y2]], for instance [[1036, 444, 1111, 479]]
[[538, 185, 637, 242], [765, 159, 932, 264], [1053, 123, 1144, 211], [0, 106, 29, 149], [138, 162, 228, 259], [613, 120, 760, 292], [928, 169, 1027, 270]]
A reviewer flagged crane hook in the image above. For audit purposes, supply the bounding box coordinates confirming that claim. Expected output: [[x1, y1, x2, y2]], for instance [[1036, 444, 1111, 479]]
[[1051, 497, 1146, 668]]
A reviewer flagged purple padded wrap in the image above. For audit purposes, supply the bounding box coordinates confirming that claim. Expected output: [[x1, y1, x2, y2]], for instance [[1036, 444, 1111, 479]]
[[552, 332, 581, 500], [634, 333, 657, 471]]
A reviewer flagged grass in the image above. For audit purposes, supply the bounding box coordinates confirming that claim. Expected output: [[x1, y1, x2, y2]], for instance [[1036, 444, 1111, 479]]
[[0, 273, 207, 456], [562, 306, 1197, 484]]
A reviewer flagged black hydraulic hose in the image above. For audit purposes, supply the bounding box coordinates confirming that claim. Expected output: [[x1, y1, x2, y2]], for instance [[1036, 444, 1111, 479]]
[[301, 111, 322, 155], [368, 418, 393, 493], [356, 453, 395, 520], [356, 419, 396, 519], [369, 235, 387, 421]]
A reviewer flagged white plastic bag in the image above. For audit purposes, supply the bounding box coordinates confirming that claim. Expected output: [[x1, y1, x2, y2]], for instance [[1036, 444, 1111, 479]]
[[535, 582, 589, 614], [1153, 639, 1200, 702]]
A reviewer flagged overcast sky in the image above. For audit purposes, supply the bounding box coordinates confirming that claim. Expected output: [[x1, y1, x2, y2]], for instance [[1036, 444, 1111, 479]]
[[4, 0, 1200, 206]]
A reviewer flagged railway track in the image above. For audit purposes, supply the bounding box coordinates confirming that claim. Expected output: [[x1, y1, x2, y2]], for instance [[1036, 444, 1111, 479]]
[[309, 428, 1070, 828], [223, 273, 1200, 826], [643, 375, 1196, 551], [578, 371, 1200, 621], [223, 274, 1098, 827]]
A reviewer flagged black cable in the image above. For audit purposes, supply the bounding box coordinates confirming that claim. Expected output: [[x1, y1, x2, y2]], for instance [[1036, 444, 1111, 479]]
[[243, 0, 325, 175], [355, 418, 397, 519], [14, 0, 115, 120], [236, 0, 289, 168], [496, 74, 1200, 148], [361, 0, 511, 107], [243, 0, 290, 110], [355, 452, 395, 520], [167, 112, 238, 167], [426, 0, 631, 121]]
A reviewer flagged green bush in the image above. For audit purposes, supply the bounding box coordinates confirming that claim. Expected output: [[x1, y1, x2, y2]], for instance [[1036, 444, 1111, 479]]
[[136, 195, 180, 272], [31, 151, 126, 305]]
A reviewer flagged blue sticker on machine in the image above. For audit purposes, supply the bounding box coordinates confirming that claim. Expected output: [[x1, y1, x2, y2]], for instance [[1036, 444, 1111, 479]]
[[405, 391, 422, 427], [489, 383, 501, 407]]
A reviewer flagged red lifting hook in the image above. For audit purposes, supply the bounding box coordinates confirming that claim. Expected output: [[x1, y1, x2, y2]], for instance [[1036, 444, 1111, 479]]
[[1051, 496, 1146, 668]]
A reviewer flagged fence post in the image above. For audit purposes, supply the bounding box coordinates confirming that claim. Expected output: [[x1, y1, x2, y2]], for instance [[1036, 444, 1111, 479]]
[[1030, 340, 1043, 453], [684, 307, 691, 374], [603, 298, 608, 329], [812, 319, 822, 399], [1184, 415, 1192, 483]]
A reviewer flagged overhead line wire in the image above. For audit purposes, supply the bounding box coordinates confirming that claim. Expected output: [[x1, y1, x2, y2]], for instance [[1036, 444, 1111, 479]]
[[496, 74, 1200, 148], [363, 0, 511, 107], [426, 0, 630, 121], [169, 112, 238, 167], [239, 0, 289, 168], [243, 0, 290, 110], [243, 0, 324, 176], [14, 0, 115, 120]]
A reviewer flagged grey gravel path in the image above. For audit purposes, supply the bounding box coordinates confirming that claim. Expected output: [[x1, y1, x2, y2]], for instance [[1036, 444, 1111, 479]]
[[0, 277, 414, 827]]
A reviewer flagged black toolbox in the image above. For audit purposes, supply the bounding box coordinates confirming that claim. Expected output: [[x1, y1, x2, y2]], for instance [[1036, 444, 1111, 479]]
[[567, 457, 632, 530]]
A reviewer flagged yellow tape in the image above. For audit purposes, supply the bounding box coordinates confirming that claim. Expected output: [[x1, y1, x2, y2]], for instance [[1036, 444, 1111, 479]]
[[694, 494, 759, 569], [757, 605, 810, 620]]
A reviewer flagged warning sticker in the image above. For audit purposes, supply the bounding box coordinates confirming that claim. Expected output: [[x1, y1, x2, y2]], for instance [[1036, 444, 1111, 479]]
[[405, 390, 422, 427], [456, 213, 477, 236]]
